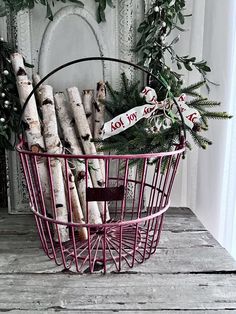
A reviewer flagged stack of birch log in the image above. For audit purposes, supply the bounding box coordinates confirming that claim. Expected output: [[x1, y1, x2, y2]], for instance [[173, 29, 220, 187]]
[[11, 53, 110, 243]]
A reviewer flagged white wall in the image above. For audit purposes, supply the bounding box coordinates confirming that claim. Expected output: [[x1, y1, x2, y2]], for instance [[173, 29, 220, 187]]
[[185, 0, 236, 259], [170, 0, 236, 260]]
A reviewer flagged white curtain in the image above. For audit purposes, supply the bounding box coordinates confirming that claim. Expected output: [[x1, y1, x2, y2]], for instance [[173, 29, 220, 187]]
[[172, 0, 236, 260]]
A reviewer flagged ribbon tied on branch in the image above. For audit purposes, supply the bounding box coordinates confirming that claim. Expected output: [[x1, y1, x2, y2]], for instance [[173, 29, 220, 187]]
[[102, 87, 201, 140]]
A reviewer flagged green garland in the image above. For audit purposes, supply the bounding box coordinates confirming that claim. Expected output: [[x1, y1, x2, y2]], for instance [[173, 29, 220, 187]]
[[100, 0, 232, 155], [0, 0, 232, 153], [134, 0, 212, 98], [0, 38, 22, 150], [0, 0, 114, 22]]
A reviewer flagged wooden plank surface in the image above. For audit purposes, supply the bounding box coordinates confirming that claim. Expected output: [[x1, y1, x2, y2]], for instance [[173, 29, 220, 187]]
[[4, 311, 236, 314], [0, 273, 236, 311], [5, 311, 236, 314], [0, 236, 235, 274], [5, 312, 236, 314], [0, 207, 236, 312]]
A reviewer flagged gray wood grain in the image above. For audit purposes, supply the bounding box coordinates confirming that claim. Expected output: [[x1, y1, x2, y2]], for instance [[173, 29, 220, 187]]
[[0, 230, 218, 252], [5, 311, 236, 314], [0, 273, 236, 311], [0, 207, 235, 275], [0, 245, 235, 274], [1, 207, 236, 312]]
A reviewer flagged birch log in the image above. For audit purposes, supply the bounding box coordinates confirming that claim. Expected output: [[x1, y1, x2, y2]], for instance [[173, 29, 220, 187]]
[[67, 87, 110, 221], [54, 92, 102, 225], [94, 81, 106, 178], [10, 53, 28, 80], [10, 53, 52, 215], [32, 73, 42, 104], [39, 85, 69, 242], [82, 90, 94, 133], [94, 81, 106, 141], [11, 53, 44, 152], [62, 163, 88, 240]]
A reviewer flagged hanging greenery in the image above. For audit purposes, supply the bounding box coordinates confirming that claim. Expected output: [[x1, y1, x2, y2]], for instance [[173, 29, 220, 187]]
[[134, 0, 212, 98], [0, 0, 232, 153], [99, 0, 232, 154], [0, 0, 114, 22], [0, 37, 22, 150]]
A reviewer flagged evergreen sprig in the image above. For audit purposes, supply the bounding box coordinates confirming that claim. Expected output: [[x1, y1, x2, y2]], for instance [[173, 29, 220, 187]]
[[0, 0, 232, 155], [101, 74, 183, 156], [101, 71, 232, 156]]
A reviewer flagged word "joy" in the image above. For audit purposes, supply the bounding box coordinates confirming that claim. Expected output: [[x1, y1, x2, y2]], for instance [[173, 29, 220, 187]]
[[126, 112, 137, 124], [143, 105, 156, 116], [111, 118, 125, 132]]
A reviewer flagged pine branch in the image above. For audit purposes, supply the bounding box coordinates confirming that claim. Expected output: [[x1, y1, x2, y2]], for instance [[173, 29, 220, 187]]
[[184, 91, 204, 98], [181, 80, 206, 93], [185, 141, 192, 150], [188, 128, 213, 149], [121, 72, 129, 98], [105, 81, 120, 105], [202, 112, 233, 120], [187, 99, 221, 108], [201, 115, 209, 128]]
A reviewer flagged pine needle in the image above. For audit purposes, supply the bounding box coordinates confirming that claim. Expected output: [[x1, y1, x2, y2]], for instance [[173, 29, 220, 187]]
[[184, 91, 204, 98], [189, 128, 212, 149], [202, 112, 233, 119], [188, 99, 221, 108], [181, 80, 206, 93]]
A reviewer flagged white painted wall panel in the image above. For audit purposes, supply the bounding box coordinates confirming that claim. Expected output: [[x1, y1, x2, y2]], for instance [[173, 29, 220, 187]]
[[6, 0, 145, 213]]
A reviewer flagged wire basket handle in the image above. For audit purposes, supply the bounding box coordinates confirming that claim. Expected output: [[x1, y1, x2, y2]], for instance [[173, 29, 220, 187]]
[[17, 56, 186, 145]]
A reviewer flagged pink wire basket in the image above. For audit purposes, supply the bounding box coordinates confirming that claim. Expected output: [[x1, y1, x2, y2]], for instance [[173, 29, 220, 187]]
[[16, 57, 186, 273]]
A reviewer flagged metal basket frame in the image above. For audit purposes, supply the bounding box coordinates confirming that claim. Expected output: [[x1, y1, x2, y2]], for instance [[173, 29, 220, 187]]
[[17, 57, 186, 273]]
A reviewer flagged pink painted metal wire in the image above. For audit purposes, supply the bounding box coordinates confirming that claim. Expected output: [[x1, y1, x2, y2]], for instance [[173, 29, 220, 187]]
[[17, 141, 185, 273], [16, 57, 186, 273]]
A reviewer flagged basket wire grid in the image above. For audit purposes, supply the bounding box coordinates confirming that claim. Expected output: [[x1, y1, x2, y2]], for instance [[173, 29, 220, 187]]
[[17, 57, 186, 273]]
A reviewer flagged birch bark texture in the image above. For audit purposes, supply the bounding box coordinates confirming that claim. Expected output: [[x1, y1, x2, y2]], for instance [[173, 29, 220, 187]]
[[10, 53, 53, 215], [39, 85, 69, 242], [94, 81, 106, 179], [54, 92, 102, 224], [61, 162, 88, 240], [10, 53, 44, 152], [67, 87, 110, 221], [82, 90, 94, 134], [94, 81, 106, 141], [32, 73, 42, 104]]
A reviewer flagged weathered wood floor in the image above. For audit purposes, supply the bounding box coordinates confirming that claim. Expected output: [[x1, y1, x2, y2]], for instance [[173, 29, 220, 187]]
[[0, 207, 236, 313]]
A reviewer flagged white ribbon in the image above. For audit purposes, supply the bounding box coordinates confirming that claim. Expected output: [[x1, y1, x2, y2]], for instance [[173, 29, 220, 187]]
[[102, 87, 201, 140]]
